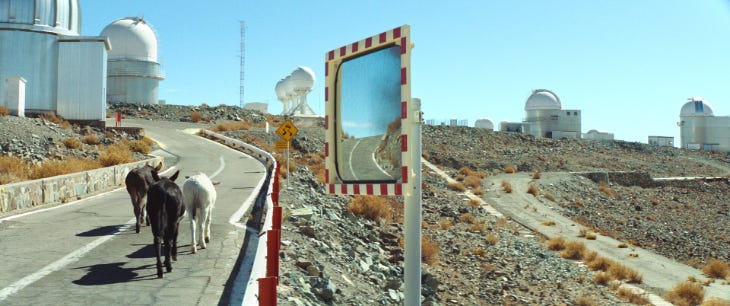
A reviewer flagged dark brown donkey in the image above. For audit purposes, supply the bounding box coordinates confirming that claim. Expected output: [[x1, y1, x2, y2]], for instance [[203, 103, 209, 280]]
[[146, 170, 185, 278], [125, 162, 163, 233]]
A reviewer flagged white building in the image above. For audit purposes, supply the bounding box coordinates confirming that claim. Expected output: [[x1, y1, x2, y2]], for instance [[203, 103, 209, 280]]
[[583, 129, 614, 141], [523, 89, 581, 139], [648, 136, 674, 147], [101, 17, 164, 105], [1, 0, 110, 124], [678, 97, 730, 152]]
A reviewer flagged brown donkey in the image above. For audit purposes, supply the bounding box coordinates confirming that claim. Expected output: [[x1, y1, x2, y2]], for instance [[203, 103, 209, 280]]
[[125, 162, 162, 233]]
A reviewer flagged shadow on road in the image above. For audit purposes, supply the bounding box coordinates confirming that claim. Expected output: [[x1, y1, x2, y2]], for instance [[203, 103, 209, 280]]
[[126, 243, 194, 259], [76, 225, 127, 237], [72, 262, 157, 285]]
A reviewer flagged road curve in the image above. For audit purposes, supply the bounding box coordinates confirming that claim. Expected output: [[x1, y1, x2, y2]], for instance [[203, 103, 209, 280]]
[[0, 119, 265, 305]]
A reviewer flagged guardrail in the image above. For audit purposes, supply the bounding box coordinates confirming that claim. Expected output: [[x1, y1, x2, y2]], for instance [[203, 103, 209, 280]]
[[0, 157, 163, 216], [200, 130, 280, 306]]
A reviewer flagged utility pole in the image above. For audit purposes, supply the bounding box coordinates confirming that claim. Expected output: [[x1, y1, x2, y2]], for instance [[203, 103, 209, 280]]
[[239, 21, 246, 108]]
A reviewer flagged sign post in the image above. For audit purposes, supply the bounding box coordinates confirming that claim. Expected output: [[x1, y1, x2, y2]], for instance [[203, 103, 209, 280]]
[[276, 119, 298, 189]]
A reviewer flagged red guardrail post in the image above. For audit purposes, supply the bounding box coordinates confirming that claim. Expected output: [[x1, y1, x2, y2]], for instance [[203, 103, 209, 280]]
[[266, 229, 280, 279], [272, 167, 280, 206], [257, 276, 277, 306], [272, 206, 282, 231], [115, 112, 121, 127]]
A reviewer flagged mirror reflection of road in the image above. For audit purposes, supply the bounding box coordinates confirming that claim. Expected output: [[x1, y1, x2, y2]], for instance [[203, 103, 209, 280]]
[[0, 119, 265, 305], [340, 136, 393, 181]]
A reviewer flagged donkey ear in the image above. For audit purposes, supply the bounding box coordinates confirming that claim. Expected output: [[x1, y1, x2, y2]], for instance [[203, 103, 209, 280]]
[[154, 162, 162, 172], [169, 170, 180, 182], [151, 171, 161, 181]]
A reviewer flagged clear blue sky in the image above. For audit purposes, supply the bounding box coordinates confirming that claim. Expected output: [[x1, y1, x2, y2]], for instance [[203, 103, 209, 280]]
[[81, 1, 730, 144]]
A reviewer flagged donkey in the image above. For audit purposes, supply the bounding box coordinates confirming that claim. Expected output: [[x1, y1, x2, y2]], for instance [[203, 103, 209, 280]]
[[182, 173, 217, 254], [125, 162, 163, 233], [146, 170, 185, 278]]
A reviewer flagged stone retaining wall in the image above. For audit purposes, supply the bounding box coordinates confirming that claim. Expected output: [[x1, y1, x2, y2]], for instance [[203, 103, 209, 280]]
[[575, 171, 727, 188], [0, 157, 162, 215]]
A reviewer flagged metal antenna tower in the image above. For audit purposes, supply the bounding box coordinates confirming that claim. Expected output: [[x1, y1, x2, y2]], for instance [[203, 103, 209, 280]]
[[239, 21, 246, 108]]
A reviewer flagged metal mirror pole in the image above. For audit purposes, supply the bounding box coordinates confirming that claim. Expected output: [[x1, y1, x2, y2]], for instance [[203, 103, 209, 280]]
[[404, 98, 422, 305]]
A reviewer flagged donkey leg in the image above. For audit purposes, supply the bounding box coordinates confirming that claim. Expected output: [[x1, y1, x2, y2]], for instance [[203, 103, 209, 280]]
[[164, 239, 173, 272], [154, 236, 163, 278]]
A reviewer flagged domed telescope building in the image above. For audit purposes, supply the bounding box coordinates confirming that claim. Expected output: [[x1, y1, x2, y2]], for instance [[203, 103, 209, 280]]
[[1, 0, 110, 124], [101, 17, 164, 105], [678, 97, 730, 152], [523, 89, 581, 139]]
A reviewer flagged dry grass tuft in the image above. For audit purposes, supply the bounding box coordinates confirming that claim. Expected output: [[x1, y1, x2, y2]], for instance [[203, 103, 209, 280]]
[[532, 171, 541, 179], [701, 298, 730, 306], [213, 120, 253, 132], [504, 166, 517, 173], [82, 134, 100, 145], [469, 222, 487, 232], [0, 156, 30, 184], [616, 287, 650, 305], [574, 296, 598, 306], [62, 138, 83, 150], [439, 219, 453, 230], [543, 192, 555, 201], [0, 106, 9, 116], [546, 237, 566, 251], [468, 198, 481, 208], [348, 195, 393, 223], [594, 271, 612, 285], [560, 240, 586, 260], [588, 256, 614, 272], [527, 184, 539, 197], [617, 243, 628, 248], [40, 113, 71, 130], [190, 112, 203, 122], [98, 142, 134, 166], [542, 221, 556, 226], [472, 187, 485, 195], [30, 158, 100, 179], [598, 181, 620, 199], [486, 234, 498, 245], [665, 282, 705, 306], [583, 251, 598, 263], [459, 213, 476, 224], [422, 236, 440, 265], [501, 181, 513, 193], [585, 232, 597, 240], [463, 175, 482, 188], [447, 181, 466, 192], [609, 264, 643, 283], [702, 259, 729, 279], [126, 140, 151, 154]]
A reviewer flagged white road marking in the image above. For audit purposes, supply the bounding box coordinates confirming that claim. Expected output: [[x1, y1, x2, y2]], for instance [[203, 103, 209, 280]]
[[348, 139, 362, 180], [0, 218, 136, 302]]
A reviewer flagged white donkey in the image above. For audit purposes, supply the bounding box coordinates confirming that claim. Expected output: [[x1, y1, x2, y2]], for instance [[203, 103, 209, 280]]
[[182, 173, 217, 253]]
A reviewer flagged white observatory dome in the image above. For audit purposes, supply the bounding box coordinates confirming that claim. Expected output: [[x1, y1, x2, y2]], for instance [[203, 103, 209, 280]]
[[680, 97, 714, 117], [289, 66, 316, 91], [101, 17, 159, 61], [525, 89, 562, 111], [0, 0, 80, 35], [275, 79, 288, 101], [475, 118, 495, 130], [282, 75, 296, 97]]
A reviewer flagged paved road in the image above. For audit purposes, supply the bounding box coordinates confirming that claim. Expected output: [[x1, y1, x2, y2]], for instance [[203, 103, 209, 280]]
[[0, 119, 265, 305], [340, 136, 393, 181]]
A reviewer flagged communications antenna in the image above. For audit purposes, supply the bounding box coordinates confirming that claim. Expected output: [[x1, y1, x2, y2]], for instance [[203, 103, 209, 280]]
[[239, 21, 246, 108]]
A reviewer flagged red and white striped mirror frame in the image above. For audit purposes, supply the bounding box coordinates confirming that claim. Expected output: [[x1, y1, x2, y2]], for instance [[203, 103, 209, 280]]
[[323, 25, 412, 196]]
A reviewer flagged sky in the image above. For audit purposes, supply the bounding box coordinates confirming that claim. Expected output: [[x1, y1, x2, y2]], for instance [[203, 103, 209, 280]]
[[81, 0, 730, 144]]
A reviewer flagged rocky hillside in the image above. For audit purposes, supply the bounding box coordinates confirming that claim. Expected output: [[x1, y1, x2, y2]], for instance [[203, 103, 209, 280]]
[[4, 103, 728, 305]]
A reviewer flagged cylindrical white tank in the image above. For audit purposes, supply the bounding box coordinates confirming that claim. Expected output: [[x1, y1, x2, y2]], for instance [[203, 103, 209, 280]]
[[0, 0, 81, 112], [474, 118, 494, 131], [101, 17, 164, 104]]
